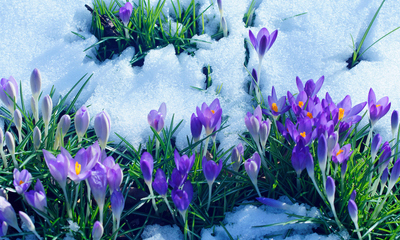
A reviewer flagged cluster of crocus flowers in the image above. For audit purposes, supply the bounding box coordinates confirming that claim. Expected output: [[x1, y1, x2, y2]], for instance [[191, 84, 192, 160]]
[[248, 27, 278, 103]]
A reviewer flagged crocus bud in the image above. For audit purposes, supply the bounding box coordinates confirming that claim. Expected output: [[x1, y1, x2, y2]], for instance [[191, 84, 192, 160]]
[[256, 197, 290, 210], [88, 162, 107, 223], [318, 134, 327, 173], [381, 167, 388, 184], [153, 168, 168, 197], [19, 211, 35, 232], [348, 199, 358, 224], [169, 168, 186, 189], [391, 110, 399, 138], [0, 76, 18, 113], [75, 106, 90, 140], [42, 95, 53, 126], [350, 190, 357, 201], [0, 221, 7, 237], [259, 119, 272, 150], [190, 113, 202, 142], [326, 176, 335, 204], [171, 181, 193, 214], [107, 163, 123, 194], [57, 114, 71, 137], [33, 127, 41, 150], [231, 143, 244, 172], [371, 134, 382, 162], [388, 159, 400, 192], [217, 0, 223, 15], [202, 157, 223, 186], [30, 68, 41, 100], [306, 153, 315, 179], [5, 132, 15, 155], [327, 132, 338, 158], [0, 196, 21, 232], [13, 169, 32, 195], [43, 149, 69, 189], [147, 102, 167, 133], [92, 221, 103, 240], [119, 2, 133, 26], [14, 109, 22, 134], [221, 17, 228, 37], [94, 111, 111, 150], [140, 152, 154, 185], [110, 190, 125, 223], [24, 189, 47, 214], [341, 161, 347, 179], [245, 153, 261, 185]]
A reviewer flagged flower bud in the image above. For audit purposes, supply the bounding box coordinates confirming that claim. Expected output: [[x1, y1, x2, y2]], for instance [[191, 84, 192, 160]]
[[19, 211, 35, 232], [259, 119, 271, 150], [110, 190, 125, 223], [327, 132, 338, 158], [0, 76, 18, 113], [75, 106, 90, 139], [140, 152, 154, 185], [217, 0, 223, 15], [381, 167, 388, 185], [388, 159, 400, 192], [30, 68, 41, 100], [341, 161, 348, 179], [5, 132, 15, 155], [0, 221, 7, 237], [306, 153, 315, 179], [57, 114, 71, 137], [371, 134, 382, 162], [348, 199, 358, 224], [14, 109, 22, 132], [119, 2, 133, 26], [221, 17, 228, 37], [153, 168, 168, 197], [190, 113, 202, 142], [94, 111, 111, 150], [231, 143, 244, 172], [42, 95, 53, 126], [392, 110, 399, 138], [33, 127, 41, 150], [318, 134, 327, 173], [326, 176, 335, 204], [245, 153, 261, 185], [350, 190, 356, 201], [92, 221, 103, 240], [0, 196, 21, 232]]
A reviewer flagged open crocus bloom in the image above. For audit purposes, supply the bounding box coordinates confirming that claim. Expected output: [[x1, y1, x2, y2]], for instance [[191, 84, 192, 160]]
[[196, 98, 222, 136], [249, 27, 278, 61], [368, 88, 391, 127], [148, 102, 167, 133]]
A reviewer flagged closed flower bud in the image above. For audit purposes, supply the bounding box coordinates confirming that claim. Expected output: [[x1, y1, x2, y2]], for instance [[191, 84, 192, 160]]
[[391, 110, 399, 138], [30, 68, 41, 100], [5, 132, 15, 155], [381, 167, 388, 184], [92, 221, 103, 240], [94, 111, 111, 150], [152, 168, 168, 197], [13, 109, 22, 132], [245, 153, 261, 185], [0, 76, 18, 113], [19, 211, 35, 232], [110, 190, 125, 223], [42, 95, 53, 126], [318, 134, 327, 173], [326, 176, 335, 204], [0, 221, 7, 237], [388, 159, 400, 192], [119, 2, 133, 26], [348, 199, 358, 224], [58, 115, 71, 137], [33, 127, 41, 150], [371, 134, 382, 162], [140, 152, 154, 185], [0, 196, 21, 232], [190, 113, 202, 142], [350, 190, 357, 201], [259, 119, 271, 150], [75, 106, 90, 139], [231, 143, 244, 172], [221, 17, 228, 37]]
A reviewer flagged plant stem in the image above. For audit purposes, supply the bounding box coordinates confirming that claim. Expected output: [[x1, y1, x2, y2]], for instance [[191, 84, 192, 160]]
[[202, 137, 210, 159], [12, 153, 18, 168], [207, 183, 212, 211], [163, 196, 176, 223], [1, 150, 7, 168], [44, 124, 49, 147], [147, 183, 159, 214], [61, 186, 73, 219], [155, 138, 160, 161], [72, 183, 80, 211], [353, 221, 362, 240]]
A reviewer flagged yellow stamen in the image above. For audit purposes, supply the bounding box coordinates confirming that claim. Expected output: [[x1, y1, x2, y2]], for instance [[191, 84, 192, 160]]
[[108, 205, 112, 210], [376, 104, 381, 107], [307, 112, 313, 119], [75, 162, 81, 175], [338, 108, 345, 120], [336, 149, 344, 156], [300, 132, 306, 138], [211, 110, 215, 114], [298, 101, 304, 108], [19, 180, 24, 185], [272, 103, 278, 112]]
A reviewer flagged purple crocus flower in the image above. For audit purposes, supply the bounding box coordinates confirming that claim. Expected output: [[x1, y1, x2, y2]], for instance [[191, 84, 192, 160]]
[[348, 199, 358, 223], [190, 113, 202, 142], [171, 180, 193, 214], [245, 152, 261, 186], [94, 110, 111, 150], [381, 168, 389, 184], [249, 68, 258, 94], [140, 152, 154, 185], [249, 27, 278, 61], [92, 221, 104, 240], [169, 168, 187, 189], [256, 197, 290, 210], [350, 190, 357, 201], [67, 147, 99, 184], [291, 141, 310, 176], [0, 196, 21, 233], [391, 110, 399, 138], [371, 134, 382, 162], [152, 168, 168, 197], [378, 142, 391, 175], [244, 105, 262, 141], [119, 2, 133, 26], [107, 162, 123, 194], [318, 134, 328, 173], [388, 159, 400, 192], [24, 179, 47, 216], [326, 176, 335, 203], [0, 76, 18, 112], [287, 90, 308, 116], [110, 190, 125, 225], [331, 143, 352, 164], [196, 98, 222, 136], [231, 143, 244, 172], [336, 95, 366, 123], [88, 162, 108, 223], [30, 68, 41, 100], [13, 169, 32, 195], [0, 221, 7, 237], [43, 149, 70, 189], [368, 88, 391, 127], [202, 157, 223, 185], [263, 86, 290, 118], [148, 102, 166, 133], [75, 106, 90, 140], [295, 76, 324, 99], [174, 150, 195, 175]]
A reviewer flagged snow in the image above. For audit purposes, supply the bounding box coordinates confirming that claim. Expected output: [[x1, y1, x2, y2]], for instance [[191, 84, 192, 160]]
[[1, 0, 399, 238]]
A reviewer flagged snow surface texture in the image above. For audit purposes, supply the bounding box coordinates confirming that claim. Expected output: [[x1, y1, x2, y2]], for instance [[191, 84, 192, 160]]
[[1, 0, 400, 238]]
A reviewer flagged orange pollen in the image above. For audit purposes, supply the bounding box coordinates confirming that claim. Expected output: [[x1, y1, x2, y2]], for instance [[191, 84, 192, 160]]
[[300, 132, 306, 138], [272, 103, 278, 112], [75, 162, 82, 175], [336, 149, 344, 156], [376, 104, 381, 107], [338, 108, 345, 120], [19, 180, 24, 185], [298, 101, 304, 108], [108, 205, 112, 210], [307, 112, 313, 119], [211, 110, 215, 114]]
